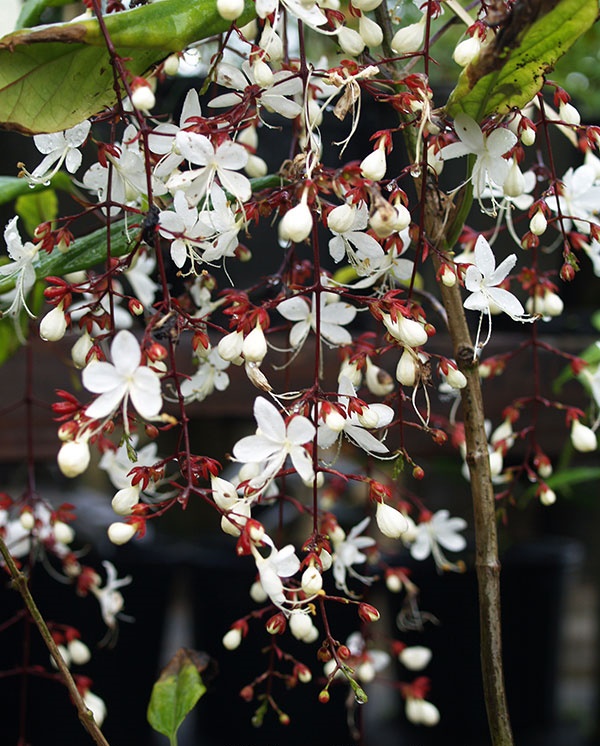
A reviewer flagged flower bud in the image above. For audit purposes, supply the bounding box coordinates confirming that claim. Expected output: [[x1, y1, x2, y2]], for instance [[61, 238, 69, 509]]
[[365, 357, 394, 396], [444, 364, 467, 389], [250, 580, 268, 603], [217, 0, 245, 20], [51, 644, 71, 669], [328, 203, 355, 234], [53, 520, 75, 544], [107, 521, 137, 545], [571, 419, 597, 452], [58, 440, 90, 478], [289, 612, 314, 641], [297, 664, 312, 683], [559, 101, 581, 126], [266, 612, 287, 635], [540, 487, 557, 506], [336, 25, 366, 56], [83, 691, 107, 727], [440, 265, 457, 287], [520, 122, 536, 146], [356, 660, 376, 683], [357, 405, 379, 429], [453, 36, 481, 67], [359, 15, 383, 48], [490, 419, 514, 448], [376, 501, 408, 538], [324, 407, 346, 432], [112, 486, 141, 516], [396, 347, 418, 386], [406, 698, 440, 726], [211, 476, 239, 510], [68, 639, 91, 665], [301, 565, 323, 595], [163, 54, 180, 77], [529, 209, 547, 236], [131, 81, 155, 112], [399, 645, 432, 671], [223, 627, 243, 650], [40, 305, 67, 342], [503, 160, 526, 198], [352, 0, 383, 9], [221, 502, 251, 537], [217, 330, 244, 362], [360, 145, 387, 181], [279, 199, 313, 243], [71, 332, 94, 369], [386, 572, 402, 592], [358, 602, 380, 623], [338, 358, 362, 386], [242, 323, 267, 363], [542, 291, 563, 317], [489, 449, 504, 478], [390, 16, 426, 55], [20, 510, 35, 531], [259, 24, 284, 61], [392, 202, 411, 231]]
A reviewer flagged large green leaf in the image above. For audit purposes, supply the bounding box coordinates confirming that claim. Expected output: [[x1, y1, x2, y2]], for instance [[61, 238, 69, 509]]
[[446, 0, 599, 120], [147, 648, 212, 745], [0, 172, 72, 206], [0, 0, 256, 135], [16, 0, 74, 30]]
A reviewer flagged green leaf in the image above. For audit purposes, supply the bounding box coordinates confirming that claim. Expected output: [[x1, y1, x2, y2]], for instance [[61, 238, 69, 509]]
[[0, 0, 257, 135], [16, 0, 74, 30], [147, 648, 212, 744], [15, 189, 58, 238], [553, 340, 600, 394], [0, 172, 73, 206], [446, 0, 599, 120]]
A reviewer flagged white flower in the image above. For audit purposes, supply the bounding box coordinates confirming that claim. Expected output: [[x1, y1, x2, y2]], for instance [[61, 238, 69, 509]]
[[168, 132, 251, 205], [277, 293, 356, 352], [331, 517, 376, 594], [399, 645, 432, 670], [99, 437, 158, 490], [148, 89, 202, 179], [180, 346, 230, 402], [0, 217, 40, 319], [441, 114, 517, 199], [232, 396, 315, 492], [82, 330, 162, 421], [159, 190, 206, 269], [89, 560, 132, 629], [124, 251, 158, 309], [328, 202, 383, 266], [462, 236, 533, 351], [209, 62, 303, 120], [22, 120, 91, 185], [546, 165, 600, 234], [252, 534, 301, 609], [318, 376, 394, 456], [407, 509, 467, 571]]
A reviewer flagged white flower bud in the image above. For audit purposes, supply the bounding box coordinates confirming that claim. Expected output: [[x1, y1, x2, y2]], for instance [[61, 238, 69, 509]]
[[237, 126, 258, 150], [542, 291, 563, 317], [357, 406, 379, 429], [336, 25, 366, 56], [108, 522, 137, 545], [245, 154, 268, 178], [223, 627, 243, 650], [441, 265, 456, 287], [250, 580, 268, 603], [356, 660, 376, 683], [328, 203, 355, 234], [289, 612, 314, 641], [259, 24, 284, 61], [376, 502, 408, 538], [20, 510, 35, 531], [520, 123, 536, 146], [392, 202, 411, 231], [279, 200, 313, 243], [453, 36, 481, 67], [242, 324, 267, 363], [301, 566, 323, 595], [406, 698, 440, 726], [51, 644, 71, 670], [40, 305, 67, 342], [571, 419, 597, 452], [503, 160, 526, 198], [490, 419, 514, 448], [489, 449, 504, 478], [163, 54, 180, 77], [390, 16, 426, 55], [319, 548, 333, 572], [83, 691, 107, 727], [324, 408, 346, 432], [217, 330, 244, 362], [352, 0, 383, 9], [365, 357, 395, 396], [131, 83, 156, 113], [252, 58, 274, 87], [359, 15, 383, 48], [399, 645, 432, 671], [396, 347, 418, 386], [217, 0, 245, 20], [211, 476, 239, 510], [391, 315, 428, 347], [58, 440, 90, 478], [338, 358, 362, 387], [112, 486, 141, 516], [559, 101, 580, 126], [53, 520, 75, 544], [302, 625, 319, 643], [360, 145, 387, 181], [298, 666, 312, 683], [426, 144, 444, 175], [529, 209, 547, 236], [537, 459, 553, 479], [71, 331, 94, 369], [68, 639, 91, 665], [445, 364, 467, 389], [221, 502, 251, 536], [540, 487, 557, 506], [386, 573, 402, 592]]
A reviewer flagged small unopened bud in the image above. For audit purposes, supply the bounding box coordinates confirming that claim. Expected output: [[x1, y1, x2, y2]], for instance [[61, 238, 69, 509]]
[[445, 364, 467, 389], [163, 54, 180, 77], [359, 15, 383, 48], [223, 627, 243, 650], [71, 332, 94, 369], [357, 660, 376, 683], [266, 612, 287, 635], [107, 521, 137, 546], [297, 664, 312, 683], [111, 486, 141, 516], [365, 357, 394, 396], [440, 265, 456, 287], [529, 209, 547, 236], [390, 16, 426, 55], [289, 612, 314, 641], [503, 160, 526, 198], [318, 689, 330, 703], [542, 291, 563, 317], [452, 36, 481, 67], [328, 203, 355, 234], [68, 639, 91, 665], [559, 101, 581, 126], [301, 565, 323, 595], [376, 502, 408, 538], [245, 154, 268, 178], [20, 510, 35, 531], [396, 347, 418, 386], [131, 80, 156, 112], [399, 645, 432, 671], [571, 419, 597, 452], [279, 197, 313, 243], [58, 440, 90, 478], [53, 520, 75, 544], [540, 487, 557, 506], [336, 25, 366, 56], [217, 330, 244, 362], [406, 698, 440, 726], [242, 323, 267, 363], [520, 122, 536, 146], [217, 0, 245, 20], [358, 602, 380, 623], [40, 304, 67, 342], [360, 143, 387, 181], [250, 580, 268, 603]]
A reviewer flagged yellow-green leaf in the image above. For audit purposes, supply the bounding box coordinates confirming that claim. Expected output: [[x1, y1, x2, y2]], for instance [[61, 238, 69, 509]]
[[446, 0, 599, 121], [15, 189, 58, 237], [0, 0, 256, 135], [147, 648, 212, 744]]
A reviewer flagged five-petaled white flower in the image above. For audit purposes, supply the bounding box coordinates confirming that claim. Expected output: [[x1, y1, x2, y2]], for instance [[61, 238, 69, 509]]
[[328, 202, 384, 266], [148, 89, 202, 179], [0, 216, 39, 320], [180, 346, 230, 402], [331, 517, 376, 595], [23, 120, 91, 185], [252, 533, 301, 609], [82, 330, 162, 421], [99, 436, 158, 490], [277, 292, 356, 352], [546, 164, 600, 234], [232, 396, 315, 493], [318, 376, 395, 456], [89, 560, 132, 629], [159, 190, 206, 269], [441, 114, 517, 201], [406, 509, 467, 572]]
